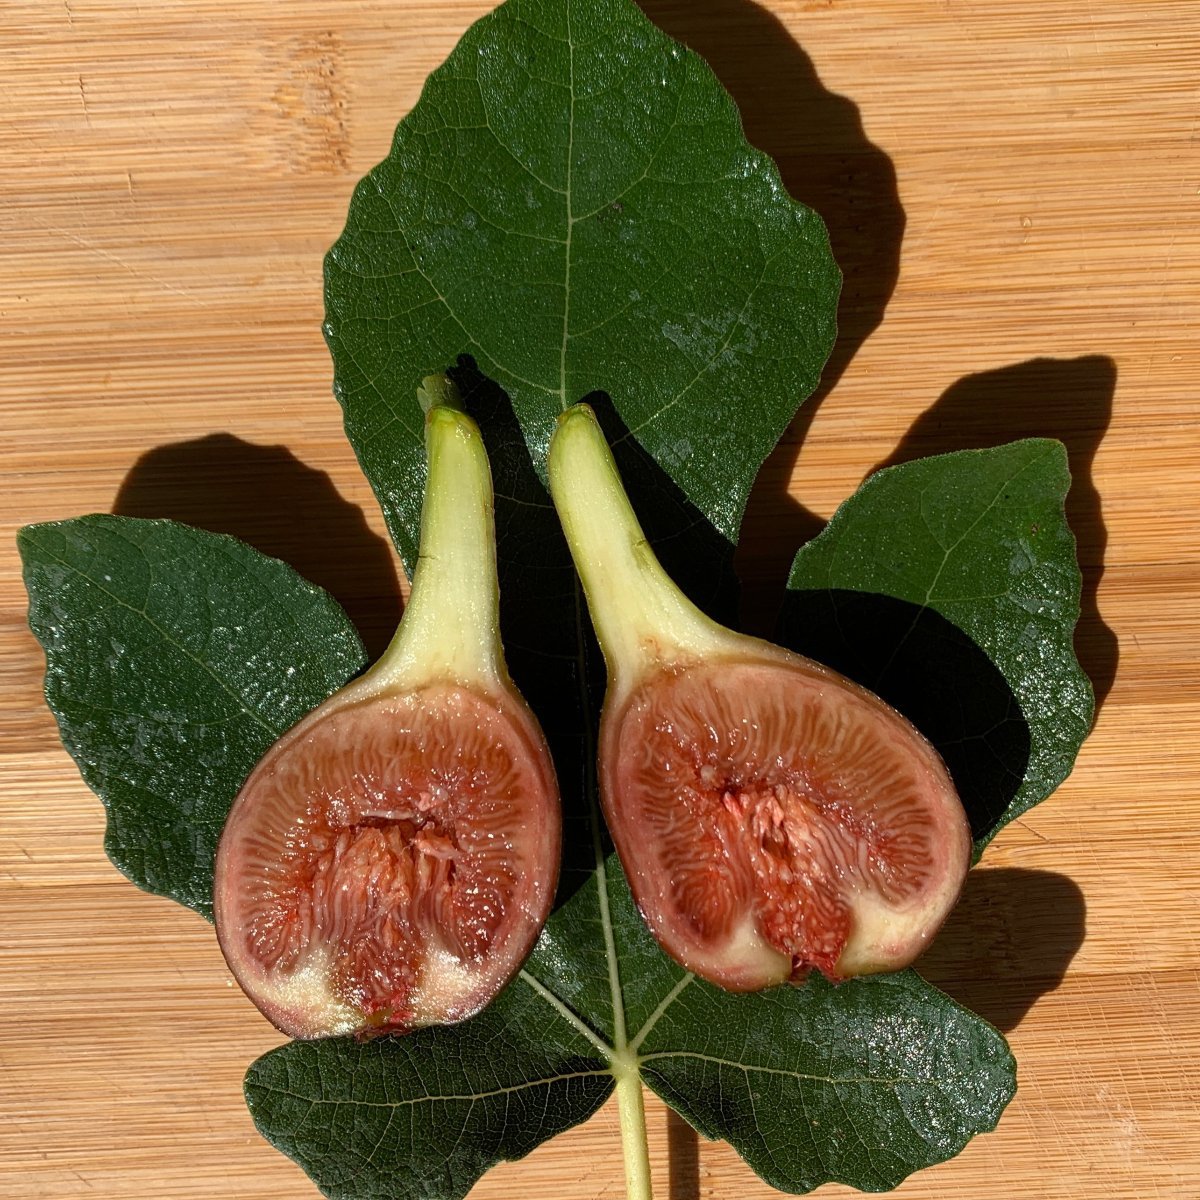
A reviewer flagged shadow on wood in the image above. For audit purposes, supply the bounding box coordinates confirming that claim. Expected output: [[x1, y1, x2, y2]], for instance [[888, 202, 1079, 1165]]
[[667, 1107, 702, 1200], [111, 433, 403, 662], [878, 355, 1118, 711], [638, 4, 1116, 723], [919, 867, 1087, 1032]]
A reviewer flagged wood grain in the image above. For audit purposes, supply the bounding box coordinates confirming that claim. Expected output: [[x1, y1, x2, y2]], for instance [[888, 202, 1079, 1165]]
[[3, 1, 1198, 1197]]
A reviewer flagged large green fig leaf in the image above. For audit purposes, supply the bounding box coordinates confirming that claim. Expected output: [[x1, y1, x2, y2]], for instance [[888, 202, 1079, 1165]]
[[324, 0, 839, 563], [781, 440, 1094, 852], [18, 515, 365, 918]]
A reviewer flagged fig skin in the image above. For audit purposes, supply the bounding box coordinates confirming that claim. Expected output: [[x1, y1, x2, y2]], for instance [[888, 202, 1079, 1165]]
[[213, 385, 560, 1040], [548, 403, 971, 992]]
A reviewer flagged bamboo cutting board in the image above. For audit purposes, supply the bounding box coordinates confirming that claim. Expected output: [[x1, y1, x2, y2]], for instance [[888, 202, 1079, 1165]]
[[3, 1, 1198, 1197]]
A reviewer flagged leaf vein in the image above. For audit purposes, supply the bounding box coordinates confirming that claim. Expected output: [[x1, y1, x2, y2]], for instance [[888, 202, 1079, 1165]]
[[638, 1050, 940, 1088], [29, 535, 280, 738], [253, 1068, 612, 1111]]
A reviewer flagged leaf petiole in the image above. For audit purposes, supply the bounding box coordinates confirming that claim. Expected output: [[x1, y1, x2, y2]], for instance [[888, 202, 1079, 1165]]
[[612, 1052, 653, 1200]]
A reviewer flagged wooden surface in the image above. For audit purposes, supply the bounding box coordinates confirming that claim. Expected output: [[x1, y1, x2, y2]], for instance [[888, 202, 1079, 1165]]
[[3, 1, 1198, 1196]]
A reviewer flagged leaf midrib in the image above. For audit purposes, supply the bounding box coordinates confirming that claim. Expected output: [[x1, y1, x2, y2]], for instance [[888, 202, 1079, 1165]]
[[539, 1, 696, 1073], [557, 0, 576, 414], [556, 0, 632, 1069]]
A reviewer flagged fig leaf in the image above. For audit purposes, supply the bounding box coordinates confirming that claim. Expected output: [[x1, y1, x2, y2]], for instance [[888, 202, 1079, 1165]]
[[284, 0, 1015, 1191], [244, 974, 615, 1200], [782, 440, 1094, 853], [18, 517, 1018, 1198], [16, 0, 1072, 1192], [324, 0, 839, 562], [18, 515, 366, 919]]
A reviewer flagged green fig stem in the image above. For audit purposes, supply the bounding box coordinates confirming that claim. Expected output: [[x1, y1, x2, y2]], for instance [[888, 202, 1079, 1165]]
[[613, 1053, 654, 1200], [367, 376, 505, 693], [547, 403, 726, 692], [416, 372, 463, 414]]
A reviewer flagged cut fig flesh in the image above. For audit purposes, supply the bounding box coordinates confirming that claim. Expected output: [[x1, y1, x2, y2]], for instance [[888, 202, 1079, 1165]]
[[214, 682, 558, 1039], [601, 654, 971, 990]]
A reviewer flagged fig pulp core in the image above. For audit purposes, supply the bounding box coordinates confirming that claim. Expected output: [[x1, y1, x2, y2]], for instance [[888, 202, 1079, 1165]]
[[214, 683, 558, 1039], [602, 657, 971, 990]]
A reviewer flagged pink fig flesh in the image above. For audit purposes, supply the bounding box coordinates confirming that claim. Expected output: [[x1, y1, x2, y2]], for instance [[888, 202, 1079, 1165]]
[[213, 682, 559, 1039], [601, 652, 971, 991]]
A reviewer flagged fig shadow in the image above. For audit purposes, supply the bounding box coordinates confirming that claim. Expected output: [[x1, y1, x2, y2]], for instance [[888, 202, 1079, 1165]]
[[918, 866, 1087, 1033], [777, 589, 1030, 845], [448, 356, 739, 903], [112, 433, 403, 662]]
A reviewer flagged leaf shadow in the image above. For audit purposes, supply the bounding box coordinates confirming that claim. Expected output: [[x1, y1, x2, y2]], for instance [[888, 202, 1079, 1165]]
[[640, 2, 1118, 721], [777, 590, 1031, 847], [918, 867, 1086, 1033], [876, 355, 1119, 712], [636, 0, 905, 633], [111, 433, 403, 662], [667, 1107, 702, 1200]]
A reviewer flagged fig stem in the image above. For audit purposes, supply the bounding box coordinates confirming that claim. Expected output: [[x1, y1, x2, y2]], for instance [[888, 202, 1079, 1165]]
[[368, 379, 506, 692], [612, 1053, 654, 1200], [416, 372, 463, 414], [547, 404, 725, 689]]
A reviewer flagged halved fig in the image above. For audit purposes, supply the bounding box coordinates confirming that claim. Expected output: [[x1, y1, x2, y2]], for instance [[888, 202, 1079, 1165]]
[[213, 380, 560, 1039], [548, 403, 969, 991]]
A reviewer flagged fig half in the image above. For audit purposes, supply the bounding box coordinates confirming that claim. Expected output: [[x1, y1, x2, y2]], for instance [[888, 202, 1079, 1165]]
[[548, 404, 969, 991], [213, 380, 560, 1039]]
